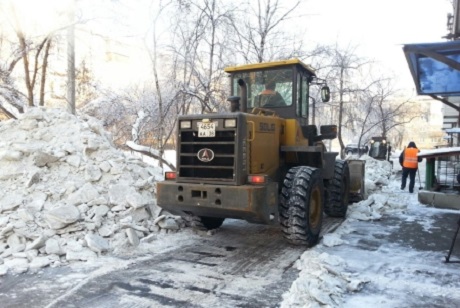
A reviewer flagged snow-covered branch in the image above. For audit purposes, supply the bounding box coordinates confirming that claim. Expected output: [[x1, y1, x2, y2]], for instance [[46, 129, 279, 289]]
[[126, 141, 176, 171]]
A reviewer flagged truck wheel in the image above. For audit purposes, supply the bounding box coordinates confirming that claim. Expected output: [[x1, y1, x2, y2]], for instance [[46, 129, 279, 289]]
[[199, 216, 225, 229], [325, 160, 350, 217], [279, 166, 324, 247], [184, 215, 225, 230]]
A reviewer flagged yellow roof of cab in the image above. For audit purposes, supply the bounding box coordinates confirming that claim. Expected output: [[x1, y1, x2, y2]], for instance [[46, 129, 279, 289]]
[[224, 58, 316, 75]]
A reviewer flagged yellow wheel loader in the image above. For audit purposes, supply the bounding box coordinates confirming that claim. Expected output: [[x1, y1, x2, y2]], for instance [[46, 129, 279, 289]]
[[157, 59, 361, 247]]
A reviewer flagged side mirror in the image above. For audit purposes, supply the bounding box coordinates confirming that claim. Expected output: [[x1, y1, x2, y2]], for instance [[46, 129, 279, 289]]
[[321, 86, 330, 102]]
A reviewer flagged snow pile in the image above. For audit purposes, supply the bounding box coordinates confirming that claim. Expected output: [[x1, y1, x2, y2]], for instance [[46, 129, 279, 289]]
[[281, 250, 367, 308], [0, 108, 174, 275]]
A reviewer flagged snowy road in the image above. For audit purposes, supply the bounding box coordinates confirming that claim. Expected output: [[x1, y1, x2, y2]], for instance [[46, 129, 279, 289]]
[[0, 218, 342, 308]]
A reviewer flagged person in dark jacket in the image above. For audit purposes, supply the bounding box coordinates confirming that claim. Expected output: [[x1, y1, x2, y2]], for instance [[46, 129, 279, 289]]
[[399, 141, 422, 193]]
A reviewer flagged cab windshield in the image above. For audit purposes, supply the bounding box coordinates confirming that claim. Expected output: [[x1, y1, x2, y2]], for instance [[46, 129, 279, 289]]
[[231, 68, 293, 108]]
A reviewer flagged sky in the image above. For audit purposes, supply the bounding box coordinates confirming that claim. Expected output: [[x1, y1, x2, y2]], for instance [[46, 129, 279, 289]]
[[0, 0, 453, 91], [303, 0, 453, 92], [1, 108, 460, 306]]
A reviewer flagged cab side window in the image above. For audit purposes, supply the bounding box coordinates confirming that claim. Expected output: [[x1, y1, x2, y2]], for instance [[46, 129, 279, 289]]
[[296, 73, 309, 118]]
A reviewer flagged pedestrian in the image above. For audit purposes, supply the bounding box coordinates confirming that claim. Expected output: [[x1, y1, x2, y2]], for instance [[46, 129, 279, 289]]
[[399, 141, 422, 193]]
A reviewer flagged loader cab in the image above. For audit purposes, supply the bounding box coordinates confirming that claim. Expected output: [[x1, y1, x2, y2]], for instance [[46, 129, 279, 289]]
[[224, 59, 330, 126]]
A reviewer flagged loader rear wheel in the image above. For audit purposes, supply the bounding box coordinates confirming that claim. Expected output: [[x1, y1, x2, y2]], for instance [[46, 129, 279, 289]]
[[184, 215, 225, 230], [324, 160, 350, 217], [279, 166, 324, 247]]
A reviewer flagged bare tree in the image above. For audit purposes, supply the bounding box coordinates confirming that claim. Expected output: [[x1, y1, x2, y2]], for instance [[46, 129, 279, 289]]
[[0, 64, 25, 118], [84, 90, 133, 146], [370, 79, 421, 138], [147, 0, 172, 167], [337, 69, 424, 154], [10, 3, 55, 108], [0, 21, 25, 118], [319, 44, 370, 157], [230, 0, 302, 63], [139, 0, 236, 132]]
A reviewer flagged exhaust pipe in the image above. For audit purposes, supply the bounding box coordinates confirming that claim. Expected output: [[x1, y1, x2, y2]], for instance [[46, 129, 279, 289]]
[[227, 79, 248, 113], [237, 79, 247, 113]]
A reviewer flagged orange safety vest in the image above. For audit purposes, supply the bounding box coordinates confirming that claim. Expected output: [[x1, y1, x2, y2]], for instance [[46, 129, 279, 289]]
[[260, 89, 277, 95], [403, 148, 419, 168]]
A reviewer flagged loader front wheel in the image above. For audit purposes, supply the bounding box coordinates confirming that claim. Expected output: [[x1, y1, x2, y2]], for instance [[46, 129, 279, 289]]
[[324, 160, 350, 217], [279, 166, 324, 247], [199, 216, 225, 230]]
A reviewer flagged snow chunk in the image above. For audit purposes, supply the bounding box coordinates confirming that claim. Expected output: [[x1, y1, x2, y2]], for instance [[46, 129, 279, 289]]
[[109, 184, 136, 206], [34, 151, 59, 167], [29, 256, 52, 270], [4, 258, 29, 274], [44, 205, 80, 229], [0, 193, 24, 212], [85, 234, 110, 253], [68, 183, 100, 206], [66, 248, 97, 261]]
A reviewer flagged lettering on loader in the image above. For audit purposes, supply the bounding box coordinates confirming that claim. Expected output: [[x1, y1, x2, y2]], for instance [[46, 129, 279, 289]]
[[259, 122, 276, 132]]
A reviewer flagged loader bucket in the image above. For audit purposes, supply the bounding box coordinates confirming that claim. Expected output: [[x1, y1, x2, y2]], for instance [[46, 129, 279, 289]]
[[348, 159, 365, 202]]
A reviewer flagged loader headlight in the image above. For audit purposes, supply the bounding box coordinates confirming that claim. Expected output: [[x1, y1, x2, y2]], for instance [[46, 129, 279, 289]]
[[224, 119, 237, 128], [180, 120, 192, 129]]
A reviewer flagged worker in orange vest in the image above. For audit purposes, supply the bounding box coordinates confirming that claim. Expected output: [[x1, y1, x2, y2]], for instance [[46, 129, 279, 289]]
[[254, 81, 286, 107], [399, 141, 422, 193]]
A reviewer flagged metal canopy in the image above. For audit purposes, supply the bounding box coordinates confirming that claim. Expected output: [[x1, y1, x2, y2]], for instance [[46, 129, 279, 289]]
[[403, 40, 460, 96]]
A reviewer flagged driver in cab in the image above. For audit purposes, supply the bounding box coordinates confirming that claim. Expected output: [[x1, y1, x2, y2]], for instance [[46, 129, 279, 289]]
[[254, 81, 286, 107]]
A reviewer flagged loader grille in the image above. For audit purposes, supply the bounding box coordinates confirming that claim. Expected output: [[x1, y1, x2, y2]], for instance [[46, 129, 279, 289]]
[[178, 130, 236, 181]]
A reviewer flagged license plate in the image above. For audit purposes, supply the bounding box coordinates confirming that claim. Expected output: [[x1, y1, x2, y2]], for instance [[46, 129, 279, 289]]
[[198, 121, 216, 137]]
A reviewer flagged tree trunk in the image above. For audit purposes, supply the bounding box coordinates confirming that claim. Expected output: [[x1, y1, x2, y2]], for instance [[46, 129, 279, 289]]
[[67, 4, 76, 115], [39, 38, 52, 106], [17, 32, 34, 107]]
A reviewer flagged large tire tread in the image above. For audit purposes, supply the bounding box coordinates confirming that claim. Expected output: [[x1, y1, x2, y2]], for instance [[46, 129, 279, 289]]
[[324, 160, 350, 217], [279, 166, 324, 247]]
